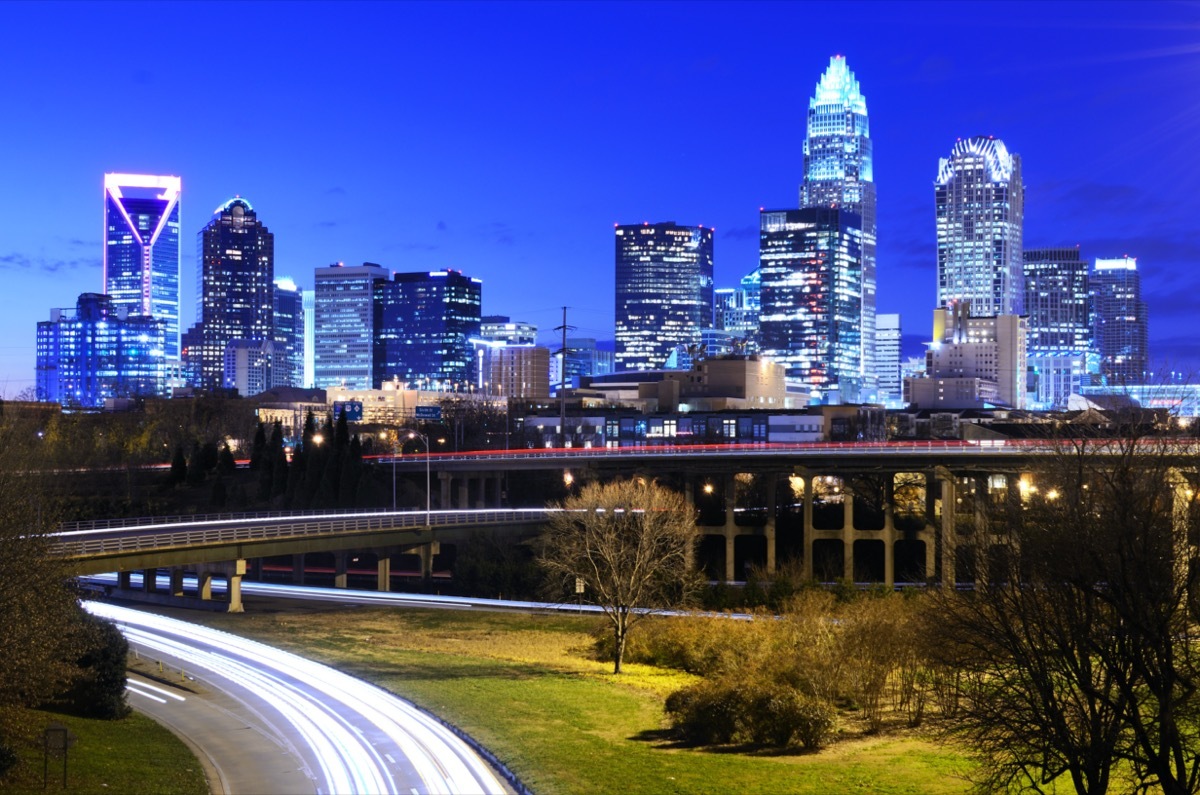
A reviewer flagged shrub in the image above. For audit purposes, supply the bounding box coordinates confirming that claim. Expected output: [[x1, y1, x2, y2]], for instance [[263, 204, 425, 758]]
[[61, 615, 130, 720], [664, 679, 747, 745]]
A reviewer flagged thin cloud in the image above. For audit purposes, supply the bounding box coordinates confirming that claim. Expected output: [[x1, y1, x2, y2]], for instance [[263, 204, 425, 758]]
[[0, 252, 96, 273]]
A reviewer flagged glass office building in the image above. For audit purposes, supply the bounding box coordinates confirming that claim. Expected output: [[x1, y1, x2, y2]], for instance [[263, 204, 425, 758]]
[[1023, 247, 1095, 408], [614, 222, 714, 371], [800, 56, 876, 397], [273, 277, 305, 388], [313, 262, 389, 389], [1092, 256, 1148, 385], [936, 137, 1024, 316], [36, 293, 166, 407], [103, 173, 181, 359], [759, 207, 863, 403], [193, 198, 274, 390], [373, 270, 482, 388]]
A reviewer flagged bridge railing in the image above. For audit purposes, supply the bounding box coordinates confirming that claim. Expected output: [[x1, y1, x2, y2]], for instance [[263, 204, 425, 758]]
[[54, 508, 553, 558]]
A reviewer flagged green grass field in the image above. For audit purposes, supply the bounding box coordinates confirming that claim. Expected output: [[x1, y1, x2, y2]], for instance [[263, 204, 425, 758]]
[[1, 707, 208, 795], [191, 605, 975, 795]]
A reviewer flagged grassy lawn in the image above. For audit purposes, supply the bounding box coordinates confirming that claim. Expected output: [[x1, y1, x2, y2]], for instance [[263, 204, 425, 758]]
[[1, 707, 208, 795], [190, 605, 974, 795]]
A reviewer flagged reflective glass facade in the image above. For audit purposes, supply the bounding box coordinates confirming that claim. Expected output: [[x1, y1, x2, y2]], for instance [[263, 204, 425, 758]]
[[759, 208, 863, 402], [36, 293, 166, 407], [876, 313, 902, 402], [1091, 257, 1148, 385], [273, 277, 305, 388], [800, 56, 877, 397], [614, 223, 714, 371], [194, 198, 274, 390], [936, 138, 1024, 316], [1023, 247, 1094, 408], [103, 174, 181, 359], [313, 262, 389, 389], [373, 270, 482, 388]]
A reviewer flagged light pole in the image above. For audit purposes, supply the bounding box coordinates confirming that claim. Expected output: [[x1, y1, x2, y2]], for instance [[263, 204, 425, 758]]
[[400, 430, 431, 525]]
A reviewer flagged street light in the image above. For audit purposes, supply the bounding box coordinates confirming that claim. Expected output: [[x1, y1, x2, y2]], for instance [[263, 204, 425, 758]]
[[400, 429, 431, 525]]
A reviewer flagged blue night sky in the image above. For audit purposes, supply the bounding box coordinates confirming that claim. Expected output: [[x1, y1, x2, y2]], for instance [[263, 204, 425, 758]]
[[1, 0, 1197, 396]]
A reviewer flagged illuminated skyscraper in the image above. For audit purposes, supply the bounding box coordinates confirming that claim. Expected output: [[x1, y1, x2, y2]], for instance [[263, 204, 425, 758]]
[[1091, 256, 1148, 384], [759, 207, 863, 402], [936, 137, 1024, 316], [103, 173, 182, 358], [876, 313, 902, 403], [801, 55, 876, 397], [373, 270, 482, 388], [614, 222, 714, 371], [1023, 247, 1095, 408], [273, 277, 305, 388], [314, 262, 389, 389], [192, 198, 274, 390]]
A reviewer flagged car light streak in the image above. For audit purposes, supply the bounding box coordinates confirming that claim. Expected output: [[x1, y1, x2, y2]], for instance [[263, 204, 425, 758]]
[[85, 602, 507, 795]]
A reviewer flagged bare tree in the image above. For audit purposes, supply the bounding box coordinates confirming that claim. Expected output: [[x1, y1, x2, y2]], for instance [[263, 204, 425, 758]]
[[929, 422, 1200, 794], [538, 479, 702, 673]]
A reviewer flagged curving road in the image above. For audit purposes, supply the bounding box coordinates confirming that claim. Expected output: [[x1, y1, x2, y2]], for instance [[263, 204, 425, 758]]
[[86, 602, 511, 795]]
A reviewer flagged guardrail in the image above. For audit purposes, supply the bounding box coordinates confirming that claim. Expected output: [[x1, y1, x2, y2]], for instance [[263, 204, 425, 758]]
[[54, 508, 553, 558]]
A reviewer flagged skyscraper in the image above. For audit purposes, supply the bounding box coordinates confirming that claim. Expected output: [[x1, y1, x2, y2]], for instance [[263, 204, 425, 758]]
[[800, 55, 876, 397], [274, 277, 305, 388], [314, 262, 389, 389], [373, 270, 482, 388], [103, 173, 182, 358], [1092, 256, 1148, 385], [1023, 247, 1095, 408], [759, 207, 863, 402], [876, 313, 902, 403], [192, 198, 274, 390], [936, 137, 1024, 316], [614, 222, 714, 371], [36, 293, 166, 407]]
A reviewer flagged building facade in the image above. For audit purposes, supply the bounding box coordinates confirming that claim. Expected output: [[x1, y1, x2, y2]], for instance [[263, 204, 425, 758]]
[[876, 313, 902, 403], [614, 222, 714, 371], [313, 262, 389, 389], [714, 268, 761, 351], [103, 173, 182, 359], [907, 303, 1027, 410], [192, 198, 274, 390], [936, 138, 1024, 316], [223, 338, 284, 397], [800, 55, 877, 398], [36, 293, 166, 407], [373, 270, 482, 388], [1023, 247, 1095, 408], [759, 207, 863, 403], [486, 345, 551, 399], [273, 277, 305, 388], [1091, 256, 1148, 385]]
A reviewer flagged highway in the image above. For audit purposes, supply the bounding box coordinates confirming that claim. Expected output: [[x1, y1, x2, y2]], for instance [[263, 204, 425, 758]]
[[86, 601, 513, 795]]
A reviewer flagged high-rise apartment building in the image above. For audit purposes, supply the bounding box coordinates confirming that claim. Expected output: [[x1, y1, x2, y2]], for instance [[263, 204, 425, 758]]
[[614, 223, 713, 371], [273, 277, 305, 388], [191, 198, 274, 390], [103, 173, 182, 358], [759, 207, 863, 403], [481, 316, 537, 345], [1092, 256, 1148, 385], [876, 313, 902, 403], [936, 137, 1024, 316], [373, 270, 482, 388], [36, 293, 166, 407], [302, 289, 315, 388], [1023, 247, 1095, 408], [800, 55, 877, 398], [313, 262, 389, 389]]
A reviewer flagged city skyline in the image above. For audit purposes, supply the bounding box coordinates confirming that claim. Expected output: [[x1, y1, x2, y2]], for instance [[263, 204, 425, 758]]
[[2, 1, 1197, 395]]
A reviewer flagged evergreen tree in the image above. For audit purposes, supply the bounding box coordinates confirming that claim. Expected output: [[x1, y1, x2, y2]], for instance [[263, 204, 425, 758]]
[[249, 422, 266, 471], [169, 443, 187, 485], [217, 443, 237, 476]]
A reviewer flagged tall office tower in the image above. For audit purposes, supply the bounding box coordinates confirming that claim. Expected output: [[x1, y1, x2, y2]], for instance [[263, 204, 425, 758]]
[[614, 222, 714, 371], [876, 313, 902, 402], [373, 270, 482, 388], [273, 277, 305, 387], [481, 316, 537, 345], [302, 289, 315, 388], [714, 268, 761, 351], [800, 55, 877, 398], [562, 338, 615, 388], [936, 137, 1024, 316], [103, 173, 182, 358], [36, 293, 166, 407], [1092, 256, 1149, 385], [192, 198, 274, 390], [313, 262, 389, 389], [1023, 247, 1094, 408], [759, 207, 864, 403]]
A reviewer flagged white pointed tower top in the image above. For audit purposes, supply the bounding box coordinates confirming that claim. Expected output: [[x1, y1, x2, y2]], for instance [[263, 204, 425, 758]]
[[810, 55, 867, 115]]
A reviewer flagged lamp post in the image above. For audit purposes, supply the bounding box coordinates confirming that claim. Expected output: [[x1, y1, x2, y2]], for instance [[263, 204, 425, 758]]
[[401, 430, 431, 525]]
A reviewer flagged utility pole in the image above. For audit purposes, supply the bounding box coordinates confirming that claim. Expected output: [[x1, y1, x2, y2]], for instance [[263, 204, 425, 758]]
[[554, 305, 575, 448]]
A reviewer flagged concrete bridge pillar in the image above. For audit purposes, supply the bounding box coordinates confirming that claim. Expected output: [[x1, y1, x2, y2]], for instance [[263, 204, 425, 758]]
[[456, 477, 469, 510], [440, 472, 452, 511], [802, 474, 815, 581], [724, 533, 736, 583], [723, 474, 737, 531], [118, 570, 133, 590], [842, 485, 855, 582], [291, 554, 305, 585], [225, 560, 246, 613], [333, 551, 348, 589], [170, 568, 185, 597], [765, 475, 777, 576], [883, 480, 896, 588], [198, 570, 213, 601], [142, 568, 157, 593], [938, 470, 956, 589], [377, 554, 391, 592]]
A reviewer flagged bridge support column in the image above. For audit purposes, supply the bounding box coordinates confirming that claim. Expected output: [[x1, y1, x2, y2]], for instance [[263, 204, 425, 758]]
[[170, 568, 185, 597], [418, 544, 433, 579], [802, 475, 815, 581], [456, 478, 469, 510], [226, 560, 245, 613], [334, 551, 348, 589], [377, 555, 391, 592], [198, 571, 213, 601], [938, 470, 956, 589], [118, 570, 133, 591], [291, 554, 305, 585], [883, 482, 895, 588], [440, 473, 452, 511], [842, 487, 855, 582], [724, 533, 736, 583], [142, 568, 157, 593], [765, 476, 777, 576]]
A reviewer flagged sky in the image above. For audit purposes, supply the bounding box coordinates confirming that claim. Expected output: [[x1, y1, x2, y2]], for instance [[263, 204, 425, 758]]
[[1, 0, 1197, 397]]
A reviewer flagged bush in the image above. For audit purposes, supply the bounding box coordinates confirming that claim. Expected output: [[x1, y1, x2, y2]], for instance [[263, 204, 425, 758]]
[[666, 678, 837, 750], [60, 615, 130, 720], [0, 740, 17, 778], [664, 680, 746, 745]]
